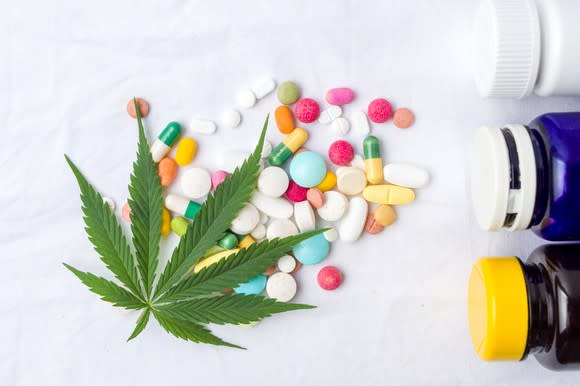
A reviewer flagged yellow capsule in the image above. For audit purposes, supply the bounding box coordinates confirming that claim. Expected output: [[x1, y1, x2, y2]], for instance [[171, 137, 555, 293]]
[[161, 208, 171, 236], [364, 158, 384, 184], [316, 170, 337, 192], [194, 249, 239, 273], [363, 184, 415, 205], [175, 137, 197, 166], [284, 128, 308, 152], [238, 235, 256, 249]]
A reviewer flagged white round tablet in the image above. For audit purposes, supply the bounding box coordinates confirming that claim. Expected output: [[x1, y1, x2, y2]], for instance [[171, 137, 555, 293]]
[[250, 223, 266, 240], [258, 166, 289, 198], [236, 89, 257, 109], [266, 272, 297, 302], [181, 167, 212, 199], [350, 154, 365, 170], [277, 255, 297, 273], [220, 109, 241, 129], [266, 219, 298, 239], [324, 227, 339, 242], [103, 196, 115, 211], [293, 201, 315, 232], [317, 191, 348, 222], [331, 117, 350, 136], [337, 167, 367, 195], [261, 140, 273, 159], [230, 203, 260, 235], [259, 211, 268, 225]]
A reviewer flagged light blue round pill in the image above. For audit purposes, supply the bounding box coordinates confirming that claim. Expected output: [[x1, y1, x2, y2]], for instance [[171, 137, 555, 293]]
[[234, 274, 267, 295], [289, 151, 327, 188], [292, 233, 330, 265]]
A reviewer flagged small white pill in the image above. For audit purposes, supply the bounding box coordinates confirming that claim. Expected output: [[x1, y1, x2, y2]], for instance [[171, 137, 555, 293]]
[[267, 219, 298, 240], [251, 191, 294, 219], [338, 197, 368, 242], [258, 166, 289, 198], [293, 201, 315, 232], [384, 163, 430, 188], [250, 223, 266, 240], [236, 89, 257, 109], [259, 211, 268, 225], [318, 106, 342, 124], [220, 109, 241, 129], [337, 167, 367, 195], [189, 119, 217, 135], [266, 272, 297, 302], [231, 203, 260, 235], [317, 191, 348, 222], [331, 117, 350, 136], [181, 167, 212, 199], [103, 196, 115, 211], [352, 111, 370, 136], [277, 255, 297, 273], [261, 140, 273, 159], [217, 150, 251, 173], [350, 154, 365, 170], [251, 78, 276, 99], [324, 227, 339, 242]]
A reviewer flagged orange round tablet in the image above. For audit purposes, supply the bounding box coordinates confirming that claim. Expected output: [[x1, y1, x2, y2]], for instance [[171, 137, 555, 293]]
[[393, 108, 414, 129], [127, 97, 150, 119]]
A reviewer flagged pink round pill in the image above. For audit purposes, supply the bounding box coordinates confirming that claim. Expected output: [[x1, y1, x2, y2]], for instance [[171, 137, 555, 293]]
[[317, 266, 343, 291], [328, 140, 354, 166], [285, 180, 308, 202], [294, 98, 320, 123], [325, 87, 355, 105], [367, 98, 393, 123], [121, 202, 132, 223], [211, 170, 229, 190]]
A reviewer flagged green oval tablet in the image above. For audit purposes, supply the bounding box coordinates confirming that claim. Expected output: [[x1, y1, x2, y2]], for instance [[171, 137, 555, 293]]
[[277, 81, 301, 105]]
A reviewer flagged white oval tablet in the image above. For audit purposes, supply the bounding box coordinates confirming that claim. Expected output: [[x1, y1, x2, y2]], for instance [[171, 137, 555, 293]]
[[258, 167, 289, 197], [236, 89, 257, 109], [293, 201, 315, 232], [317, 191, 348, 222], [251, 191, 294, 219], [324, 227, 339, 242], [251, 78, 276, 99], [250, 223, 266, 240], [230, 203, 260, 235], [217, 150, 251, 173], [337, 167, 367, 195], [338, 197, 368, 242], [190, 119, 217, 135], [384, 163, 430, 188], [267, 219, 298, 240], [352, 111, 370, 136], [318, 106, 342, 124], [350, 154, 365, 170], [261, 140, 273, 159], [103, 196, 115, 211], [331, 117, 350, 136], [277, 255, 297, 273], [220, 109, 241, 129], [181, 167, 212, 199], [266, 272, 297, 302]]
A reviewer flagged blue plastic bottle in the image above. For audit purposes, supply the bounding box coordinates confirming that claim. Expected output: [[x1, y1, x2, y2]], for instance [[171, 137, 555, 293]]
[[470, 112, 580, 241]]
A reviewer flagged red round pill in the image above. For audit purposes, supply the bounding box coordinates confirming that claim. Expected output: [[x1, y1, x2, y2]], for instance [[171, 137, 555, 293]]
[[328, 140, 355, 166], [126, 97, 150, 119], [285, 180, 308, 202], [317, 266, 343, 290], [295, 98, 320, 123], [367, 98, 393, 123]]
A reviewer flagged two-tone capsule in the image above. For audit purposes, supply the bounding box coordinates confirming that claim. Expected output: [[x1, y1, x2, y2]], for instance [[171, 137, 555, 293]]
[[268, 128, 308, 166], [150, 122, 181, 162], [165, 194, 201, 220], [363, 135, 384, 184]]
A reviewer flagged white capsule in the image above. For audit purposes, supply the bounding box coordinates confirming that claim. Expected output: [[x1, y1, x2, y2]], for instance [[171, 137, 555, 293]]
[[266, 219, 298, 240], [337, 167, 367, 196], [251, 78, 276, 99], [338, 197, 368, 242], [383, 163, 430, 188], [293, 201, 315, 232], [217, 150, 251, 173], [331, 117, 350, 136], [266, 272, 297, 302], [317, 191, 348, 222], [277, 255, 297, 273], [189, 119, 217, 135], [318, 106, 342, 124], [352, 111, 370, 136], [102, 196, 115, 211], [258, 166, 289, 198], [181, 167, 212, 199], [261, 140, 273, 159], [231, 203, 260, 235], [165, 194, 201, 220], [250, 223, 266, 240], [251, 191, 294, 219], [324, 227, 339, 242], [150, 140, 171, 163], [236, 89, 257, 109], [220, 109, 241, 129]]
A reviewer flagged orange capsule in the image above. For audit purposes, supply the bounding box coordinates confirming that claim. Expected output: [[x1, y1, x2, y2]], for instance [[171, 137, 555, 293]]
[[275, 105, 296, 134], [158, 157, 177, 187]]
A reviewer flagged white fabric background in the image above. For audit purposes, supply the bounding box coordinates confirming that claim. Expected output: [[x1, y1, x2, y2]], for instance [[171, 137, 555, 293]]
[[2, 0, 580, 385]]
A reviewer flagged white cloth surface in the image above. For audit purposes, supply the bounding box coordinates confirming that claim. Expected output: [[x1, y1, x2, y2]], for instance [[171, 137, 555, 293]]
[[2, 0, 580, 385]]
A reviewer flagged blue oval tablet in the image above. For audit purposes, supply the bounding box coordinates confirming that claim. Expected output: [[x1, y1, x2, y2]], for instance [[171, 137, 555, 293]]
[[292, 233, 330, 265], [289, 151, 327, 188], [234, 274, 267, 295]]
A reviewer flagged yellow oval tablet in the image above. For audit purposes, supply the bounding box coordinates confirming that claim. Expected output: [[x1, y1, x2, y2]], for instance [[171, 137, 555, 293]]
[[194, 248, 240, 273], [175, 137, 197, 166], [316, 171, 337, 192], [161, 207, 171, 236], [363, 184, 415, 205]]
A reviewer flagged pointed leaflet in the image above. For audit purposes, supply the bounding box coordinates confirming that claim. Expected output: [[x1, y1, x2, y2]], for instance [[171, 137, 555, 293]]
[[157, 294, 315, 325], [64, 155, 142, 299], [63, 263, 145, 309], [157, 230, 323, 303], [153, 117, 268, 298], [153, 311, 244, 349], [127, 308, 151, 341], [128, 98, 163, 299]]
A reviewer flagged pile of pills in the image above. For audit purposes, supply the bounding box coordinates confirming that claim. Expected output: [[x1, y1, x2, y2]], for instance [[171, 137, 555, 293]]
[[114, 79, 429, 309]]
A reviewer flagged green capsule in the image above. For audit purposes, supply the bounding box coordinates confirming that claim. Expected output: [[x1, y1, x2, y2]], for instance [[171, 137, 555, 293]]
[[363, 135, 381, 159], [158, 121, 181, 146]]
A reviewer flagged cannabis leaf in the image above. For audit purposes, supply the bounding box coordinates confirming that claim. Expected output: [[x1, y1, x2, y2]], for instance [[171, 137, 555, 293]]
[[63, 99, 317, 348]]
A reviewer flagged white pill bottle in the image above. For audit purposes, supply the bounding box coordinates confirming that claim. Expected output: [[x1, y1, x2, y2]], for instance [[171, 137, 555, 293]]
[[473, 0, 580, 98]]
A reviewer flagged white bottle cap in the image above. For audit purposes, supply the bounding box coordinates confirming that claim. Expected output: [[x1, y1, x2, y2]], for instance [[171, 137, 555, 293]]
[[470, 124, 537, 231], [473, 0, 541, 98]]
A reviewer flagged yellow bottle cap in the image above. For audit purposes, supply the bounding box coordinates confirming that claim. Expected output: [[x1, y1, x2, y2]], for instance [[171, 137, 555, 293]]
[[467, 257, 529, 361]]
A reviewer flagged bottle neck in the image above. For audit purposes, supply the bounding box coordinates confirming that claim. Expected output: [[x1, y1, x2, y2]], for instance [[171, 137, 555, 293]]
[[526, 125, 550, 228]]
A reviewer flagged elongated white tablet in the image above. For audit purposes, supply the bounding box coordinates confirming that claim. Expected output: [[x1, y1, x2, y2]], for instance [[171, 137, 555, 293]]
[[190, 119, 217, 135], [231, 203, 260, 235], [258, 166, 289, 197], [236, 89, 257, 108], [266, 272, 297, 302], [251, 191, 294, 219], [251, 78, 276, 99], [181, 167, 212, 199], [277, 255, 297, 273], [337, 167, 367, 195], [338, 197, 368, 242], [317, 191, 348, 222], [267, 219, 298, 239], [318, 106, 342, 124], [383, 163, 430, 188], [294, 201, 315, 232], [217, 150, 251, 173], [352, 111, 370, 136], [331, 117, 350, 136]]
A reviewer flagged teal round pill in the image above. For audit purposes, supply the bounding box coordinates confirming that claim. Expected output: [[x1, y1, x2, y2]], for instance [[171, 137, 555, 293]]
[[218, 233, 238, 250], [289, 151, 327, 188], [234, 274, 267, 295], [292, 233, 330, 265]]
